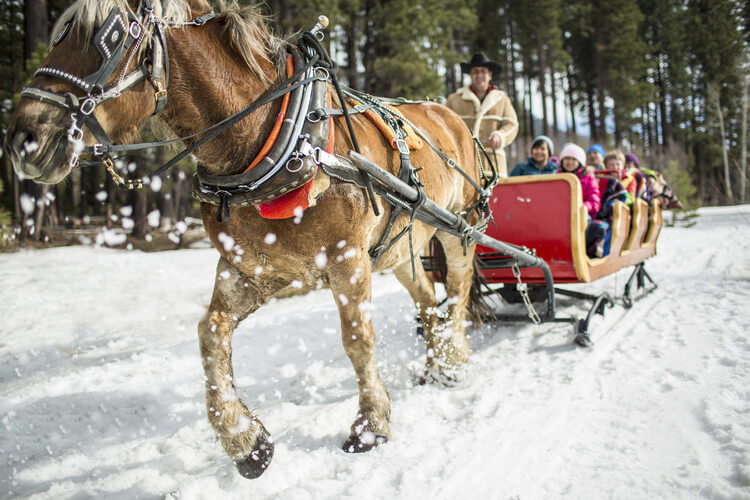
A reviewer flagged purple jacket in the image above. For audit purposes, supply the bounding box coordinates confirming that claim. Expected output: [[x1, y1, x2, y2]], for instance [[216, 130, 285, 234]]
[[559, 167, 601, 218]]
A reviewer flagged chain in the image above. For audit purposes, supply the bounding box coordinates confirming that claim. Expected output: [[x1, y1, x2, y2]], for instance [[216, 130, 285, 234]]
[[104, 157, 144, 189], [512, 262, 541, 324], [115, 20, 148, 97]]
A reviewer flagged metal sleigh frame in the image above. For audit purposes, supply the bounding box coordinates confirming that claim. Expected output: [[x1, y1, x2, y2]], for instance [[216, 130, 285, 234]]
[[471, 259, 658, 347]]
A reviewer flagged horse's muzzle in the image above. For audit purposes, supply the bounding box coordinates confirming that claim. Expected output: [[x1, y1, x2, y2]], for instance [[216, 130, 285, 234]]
[[5, 122, 71, 184]]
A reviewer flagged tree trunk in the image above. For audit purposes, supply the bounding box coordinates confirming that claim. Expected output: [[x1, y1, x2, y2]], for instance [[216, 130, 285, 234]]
[[345, 9, 358, 88], [593, 19, 607, 143], [536, 31, 549, 136], [566, 64, 577, 136], [24, 0, 49, 241], [507, 19, 520, 116], [656, 54, 670, 148], [587, 86, 597, 141], [24, 0, 47, 61], [741, 60, 748, 203], [710, 82, 733, 201], [643, 104, 653, 149], [526, 73, 535, 138], [362, 0, 374, 93], [550, 64, 559, 138]]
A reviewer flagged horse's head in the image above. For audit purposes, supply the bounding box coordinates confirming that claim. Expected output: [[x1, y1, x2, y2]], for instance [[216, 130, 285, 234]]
[[647, 171, 684, 209], [3, 0, 189, 184]]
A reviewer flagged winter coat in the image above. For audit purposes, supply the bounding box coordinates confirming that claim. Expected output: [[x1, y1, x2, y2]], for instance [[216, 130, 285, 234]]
[[560, 167, 601, 218], [510, 157, 558, 177], [446, 86, 518, 176]]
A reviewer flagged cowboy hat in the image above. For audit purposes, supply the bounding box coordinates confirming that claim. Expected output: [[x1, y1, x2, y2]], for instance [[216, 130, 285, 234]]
[[460, 52, 502, 76]]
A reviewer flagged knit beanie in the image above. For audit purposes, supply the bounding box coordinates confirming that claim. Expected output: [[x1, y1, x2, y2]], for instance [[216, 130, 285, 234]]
[[587, 144, 605, 157], [559, 143, 586, 169], [624, 153, 639, 167], [531, 135, 554, 155]]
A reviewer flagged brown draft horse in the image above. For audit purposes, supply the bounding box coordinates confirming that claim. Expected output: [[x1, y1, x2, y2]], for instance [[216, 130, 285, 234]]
[[4, 0, 485, 478]]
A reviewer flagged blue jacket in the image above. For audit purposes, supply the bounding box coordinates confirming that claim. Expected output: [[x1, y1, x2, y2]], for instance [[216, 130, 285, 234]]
[[509, 158, 558, 176]]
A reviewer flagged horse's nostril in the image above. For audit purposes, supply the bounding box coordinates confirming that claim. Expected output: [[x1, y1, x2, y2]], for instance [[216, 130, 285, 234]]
[[12, 130, 39, 158]]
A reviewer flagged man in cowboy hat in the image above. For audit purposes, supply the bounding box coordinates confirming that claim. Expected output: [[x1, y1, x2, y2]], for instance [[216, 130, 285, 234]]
[[446, 52, 518, 176]]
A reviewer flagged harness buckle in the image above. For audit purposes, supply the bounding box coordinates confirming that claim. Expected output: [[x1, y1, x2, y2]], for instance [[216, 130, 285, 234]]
[[93, 143, 107, 156], [129, 21, 142, 39], [395, 138, 409, 156], [152, 78, 167, 101], [80, 97, 97, 116]]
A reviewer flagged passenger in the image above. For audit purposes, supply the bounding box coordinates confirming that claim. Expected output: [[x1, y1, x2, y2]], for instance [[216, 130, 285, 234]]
[[585, 144, 605, 172], [594, 150, 632, 257], [604, 150, 637, 203], [559, 143, 600, 218], [446, 52, 518, 177], [558, 144, 606, 257], [509, 135, 557, 176], [624, 153, 649, 200]]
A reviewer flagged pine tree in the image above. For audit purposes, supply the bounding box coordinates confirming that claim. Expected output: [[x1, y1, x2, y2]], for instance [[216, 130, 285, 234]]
[[687, 0, 745, 202]]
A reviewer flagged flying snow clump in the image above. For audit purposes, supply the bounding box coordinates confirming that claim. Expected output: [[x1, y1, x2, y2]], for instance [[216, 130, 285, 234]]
[[147, 210, 161, 228]]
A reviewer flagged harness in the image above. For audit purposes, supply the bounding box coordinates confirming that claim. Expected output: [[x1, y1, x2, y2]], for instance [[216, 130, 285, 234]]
[[23, 5, 498, 276]]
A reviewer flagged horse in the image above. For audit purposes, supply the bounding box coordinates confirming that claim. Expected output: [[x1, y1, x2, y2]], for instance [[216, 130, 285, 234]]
[[646, 170, 684, 209], [4, 0, 488, 479]]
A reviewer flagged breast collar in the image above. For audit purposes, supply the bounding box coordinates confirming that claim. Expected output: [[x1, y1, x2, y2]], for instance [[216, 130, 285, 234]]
[[192, 45, 334, 221]]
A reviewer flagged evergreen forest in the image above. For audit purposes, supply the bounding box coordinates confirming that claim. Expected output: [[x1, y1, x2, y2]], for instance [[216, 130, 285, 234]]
[[1, 0, 749, 247]]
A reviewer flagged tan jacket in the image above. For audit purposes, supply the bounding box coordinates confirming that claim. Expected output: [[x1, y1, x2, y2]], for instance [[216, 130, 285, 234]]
[[446, 86, 519, 176]]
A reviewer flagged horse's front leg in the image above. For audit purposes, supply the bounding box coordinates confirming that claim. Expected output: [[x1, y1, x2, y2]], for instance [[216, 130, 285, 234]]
[[198, 257, 285, 479], [329, 254, 391, 452]]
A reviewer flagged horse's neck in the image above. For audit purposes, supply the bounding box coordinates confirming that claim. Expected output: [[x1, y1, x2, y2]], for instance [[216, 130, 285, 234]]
[[162, 27, 281, 176]]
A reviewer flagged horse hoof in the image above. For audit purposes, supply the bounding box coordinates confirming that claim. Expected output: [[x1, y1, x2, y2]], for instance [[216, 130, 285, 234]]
[[418, 365, 463, 387], [234, 429, 274, 479], [342, 432, 388, 453]]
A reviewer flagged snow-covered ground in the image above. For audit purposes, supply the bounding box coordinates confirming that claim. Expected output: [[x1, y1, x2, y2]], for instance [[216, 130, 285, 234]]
[[1, 205, 750, 499]]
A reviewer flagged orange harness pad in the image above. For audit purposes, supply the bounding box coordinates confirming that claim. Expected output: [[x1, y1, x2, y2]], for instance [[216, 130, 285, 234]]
[[345, 97, 424, 151]]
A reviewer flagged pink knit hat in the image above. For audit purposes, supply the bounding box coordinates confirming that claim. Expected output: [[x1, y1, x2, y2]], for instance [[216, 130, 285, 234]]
[[559, 143, 586, 168]]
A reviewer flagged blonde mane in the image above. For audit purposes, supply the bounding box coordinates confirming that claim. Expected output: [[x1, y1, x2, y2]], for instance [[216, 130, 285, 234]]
[[50, 0, 286, 85]]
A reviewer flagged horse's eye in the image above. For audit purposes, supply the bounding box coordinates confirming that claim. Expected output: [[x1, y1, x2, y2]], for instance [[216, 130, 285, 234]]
[[52, 21, 71, 47]]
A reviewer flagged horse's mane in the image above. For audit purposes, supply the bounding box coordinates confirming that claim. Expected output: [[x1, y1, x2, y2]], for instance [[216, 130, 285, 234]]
[[50, 0, 286, 85]]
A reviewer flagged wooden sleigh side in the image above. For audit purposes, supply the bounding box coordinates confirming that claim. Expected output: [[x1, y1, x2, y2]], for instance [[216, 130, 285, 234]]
[[477, 173, 662, 285]]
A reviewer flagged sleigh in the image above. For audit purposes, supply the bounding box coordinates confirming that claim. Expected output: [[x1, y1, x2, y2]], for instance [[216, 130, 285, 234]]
[[424, 173, 662, 346]]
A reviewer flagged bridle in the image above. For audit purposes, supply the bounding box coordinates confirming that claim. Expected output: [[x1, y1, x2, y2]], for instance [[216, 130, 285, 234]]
[[19, 0, 326, 191], [20, 0, 212, 172]]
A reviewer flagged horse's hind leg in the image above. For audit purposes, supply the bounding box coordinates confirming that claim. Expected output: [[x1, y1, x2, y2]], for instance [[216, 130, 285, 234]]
[[198, 257, 285, 479], [417, 233, 474, 381], [328, 255, 391, 452]]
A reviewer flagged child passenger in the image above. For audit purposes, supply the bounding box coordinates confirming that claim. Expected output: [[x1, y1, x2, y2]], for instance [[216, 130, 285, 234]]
[[559, 143, 600, 218], [558, 144, 606, 257], [604, 150, 638, 203]]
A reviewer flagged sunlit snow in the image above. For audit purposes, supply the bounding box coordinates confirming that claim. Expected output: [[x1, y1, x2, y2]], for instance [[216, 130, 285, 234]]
[[1, 206, 749, 499]]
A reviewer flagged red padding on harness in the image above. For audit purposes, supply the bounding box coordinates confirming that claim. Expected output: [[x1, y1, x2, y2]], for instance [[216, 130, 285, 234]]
[[256, 177, 316, 219]]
